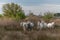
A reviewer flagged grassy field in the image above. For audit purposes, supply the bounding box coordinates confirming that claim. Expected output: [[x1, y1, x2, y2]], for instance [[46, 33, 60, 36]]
[[0, 26, 60, 40], [0, 17, 60, 40]]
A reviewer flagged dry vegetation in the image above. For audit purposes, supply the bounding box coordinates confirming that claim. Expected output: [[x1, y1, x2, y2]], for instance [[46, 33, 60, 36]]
[[0, 17, 60, 40], [1, 2, 60, 40]]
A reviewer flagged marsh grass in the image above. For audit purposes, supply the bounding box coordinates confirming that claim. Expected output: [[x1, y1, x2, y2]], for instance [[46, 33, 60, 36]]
[[0, 17, 59, 40]]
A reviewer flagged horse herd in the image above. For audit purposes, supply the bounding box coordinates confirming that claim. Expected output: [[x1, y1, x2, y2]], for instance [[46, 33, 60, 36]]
[[20, 20, 55, 31]]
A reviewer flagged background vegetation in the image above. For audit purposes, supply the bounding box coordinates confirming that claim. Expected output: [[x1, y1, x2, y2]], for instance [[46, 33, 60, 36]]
[[2, 3, 26, 21], [0, 3, 59, 40]]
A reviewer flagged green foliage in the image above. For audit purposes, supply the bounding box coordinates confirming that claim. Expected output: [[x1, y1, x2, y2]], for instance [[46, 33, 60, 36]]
[[54, 13, 60, 17], [15, 12, 26, 21], [43, 12, 54, 20], [0, 14, 3, 17], [2, 3, 26, 21]]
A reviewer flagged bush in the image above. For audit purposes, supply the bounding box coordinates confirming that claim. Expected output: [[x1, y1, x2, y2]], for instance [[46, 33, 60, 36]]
[[3, 3, 26, 21], [43, 12, 54, 22]]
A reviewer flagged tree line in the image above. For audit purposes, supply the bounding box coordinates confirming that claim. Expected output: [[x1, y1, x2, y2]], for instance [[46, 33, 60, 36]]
[[0, 3, 59, 21]]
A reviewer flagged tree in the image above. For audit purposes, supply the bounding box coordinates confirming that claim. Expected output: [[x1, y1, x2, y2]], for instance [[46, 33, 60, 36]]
[[54, 13, 60, 17], [2, 3, 26, 19], [43, 12, 54, 22]]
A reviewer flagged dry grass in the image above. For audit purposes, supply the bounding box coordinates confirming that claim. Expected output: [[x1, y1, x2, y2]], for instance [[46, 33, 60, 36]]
[[1, 29, 60, 40], [0, 17, 60, 40]]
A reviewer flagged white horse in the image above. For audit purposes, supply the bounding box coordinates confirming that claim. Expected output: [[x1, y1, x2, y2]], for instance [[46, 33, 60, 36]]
[[37, 21, 44, 29], [37, 21, 47, 30], [43, 22, 47, 28], [47, 22, 55, 28], [20, 22, 28, 31]]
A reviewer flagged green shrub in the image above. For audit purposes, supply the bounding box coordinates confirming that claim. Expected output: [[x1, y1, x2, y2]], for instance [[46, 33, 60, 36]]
[[43, 12, 54, 21]]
